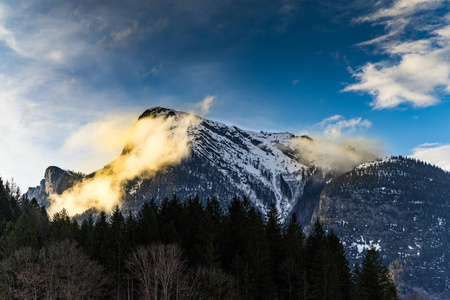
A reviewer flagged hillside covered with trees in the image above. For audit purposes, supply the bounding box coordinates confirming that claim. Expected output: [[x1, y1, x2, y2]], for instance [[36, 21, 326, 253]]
[[316, 156, 450, 297], [0, 177, 398, 299]]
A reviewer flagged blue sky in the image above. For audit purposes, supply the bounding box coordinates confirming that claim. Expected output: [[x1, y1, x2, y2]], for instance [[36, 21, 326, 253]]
[[0, 0, 449, 190]]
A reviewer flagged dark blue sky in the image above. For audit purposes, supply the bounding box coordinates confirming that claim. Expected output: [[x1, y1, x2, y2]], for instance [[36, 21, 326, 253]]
[[0, 0, 449, 189]]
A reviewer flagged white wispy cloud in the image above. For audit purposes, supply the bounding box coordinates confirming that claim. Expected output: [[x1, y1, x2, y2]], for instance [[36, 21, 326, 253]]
[[344, 0, 450, 109], [0, 4, 95, 65], [197, 95, 216, 116], [0, 2, 133, 190], [357, 0, 443, 22], [315, 115, 372, 139], [411, 143, 450, 171]]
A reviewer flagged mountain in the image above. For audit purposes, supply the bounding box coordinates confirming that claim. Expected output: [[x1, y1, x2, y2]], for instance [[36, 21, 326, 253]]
[[125, 107, 316, 222], [26, 107, 450, 297], [28, 107, 325, 224], [314, 156, 450, 297]]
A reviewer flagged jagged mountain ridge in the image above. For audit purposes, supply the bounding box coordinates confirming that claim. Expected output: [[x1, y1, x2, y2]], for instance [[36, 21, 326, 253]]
[[29, 107, 319, 223]]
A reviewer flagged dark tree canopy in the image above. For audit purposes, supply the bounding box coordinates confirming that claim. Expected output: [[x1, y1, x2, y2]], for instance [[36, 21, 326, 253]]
[[0, 181, 398, 300]]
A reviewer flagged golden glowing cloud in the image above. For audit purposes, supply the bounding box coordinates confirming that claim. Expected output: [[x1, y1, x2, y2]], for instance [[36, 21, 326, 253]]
[[48, 112, 199, 216]]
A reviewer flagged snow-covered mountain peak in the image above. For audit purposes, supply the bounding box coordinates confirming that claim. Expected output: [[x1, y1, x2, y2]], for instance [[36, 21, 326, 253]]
[[132, 107, 313, 220], [180, 117, 309, 220], [31, 107, 317, 222]]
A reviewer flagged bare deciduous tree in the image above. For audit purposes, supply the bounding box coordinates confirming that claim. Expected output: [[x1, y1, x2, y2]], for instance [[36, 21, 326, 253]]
[[39, 240, 110, 299], [127, 245, 156, 300], [0, 241, 109, 300], [127, 243, 200, 300], [0, 247, 43, 300]]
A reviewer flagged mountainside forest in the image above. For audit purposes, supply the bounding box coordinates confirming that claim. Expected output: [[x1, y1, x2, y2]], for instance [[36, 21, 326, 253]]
[[0, 177, 399, 300]]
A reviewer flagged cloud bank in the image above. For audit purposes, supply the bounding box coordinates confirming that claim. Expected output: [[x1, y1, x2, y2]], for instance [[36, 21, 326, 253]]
[[290, 115, 383, 172], [344, 0, 450, 109]]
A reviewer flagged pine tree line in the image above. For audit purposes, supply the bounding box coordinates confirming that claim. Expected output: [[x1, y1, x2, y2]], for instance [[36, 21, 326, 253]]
[[0, 177, 398, 299]]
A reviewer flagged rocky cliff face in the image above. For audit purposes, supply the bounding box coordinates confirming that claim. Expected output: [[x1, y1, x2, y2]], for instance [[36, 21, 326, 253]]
[[26, 166, 84, 207], [43, 166, 74, 195], [314, 157, 450, 297], [26, 179, 46, 203]]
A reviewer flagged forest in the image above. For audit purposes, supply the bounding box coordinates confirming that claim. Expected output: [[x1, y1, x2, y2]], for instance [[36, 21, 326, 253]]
[[0, 177, 398, 300]]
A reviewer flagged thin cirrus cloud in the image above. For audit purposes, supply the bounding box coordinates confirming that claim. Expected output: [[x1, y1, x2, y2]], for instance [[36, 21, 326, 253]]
[[343, 0, 450, 109], [411, 143, 450, 171]]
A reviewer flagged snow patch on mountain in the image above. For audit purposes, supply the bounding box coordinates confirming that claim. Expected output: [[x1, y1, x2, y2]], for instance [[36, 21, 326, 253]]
[[188, 116, 309, 220]]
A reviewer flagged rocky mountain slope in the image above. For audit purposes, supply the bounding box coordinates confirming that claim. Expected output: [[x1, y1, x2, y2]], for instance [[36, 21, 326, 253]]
[[315, 156, 450, 297], [28, 107, 322, 224], [26, 107, 450, 297]]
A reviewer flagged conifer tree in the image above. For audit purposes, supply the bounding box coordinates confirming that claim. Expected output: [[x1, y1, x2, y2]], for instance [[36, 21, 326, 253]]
[[125, 211, 138, 249], [109, 206, 127, 298], [222, 196, 252, 296], [158, 195, 183, 244], [91, 211, 110, 265], [50, 208, 75, 241], [198, 197, 223, 270], [282, 213, 305, 300], [358, 248, 399, 300], [181, 195, 204, 266], [265, 203, 284, 298], [305, 218, 326, 300], [222, 196, 251, 269], [352, 263, 362, 300], [2, 214, 41, 257], [322, 231, 352, 300], [78, 215, 94, 250], [136, 199, 160, 245], [381, 265, 400, 300], [247, 208, 270, 299], [0, 178, 21, 227]]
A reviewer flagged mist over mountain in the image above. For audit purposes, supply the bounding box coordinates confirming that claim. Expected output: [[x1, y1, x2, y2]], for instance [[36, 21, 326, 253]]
[[26, 107, 450, 298]]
